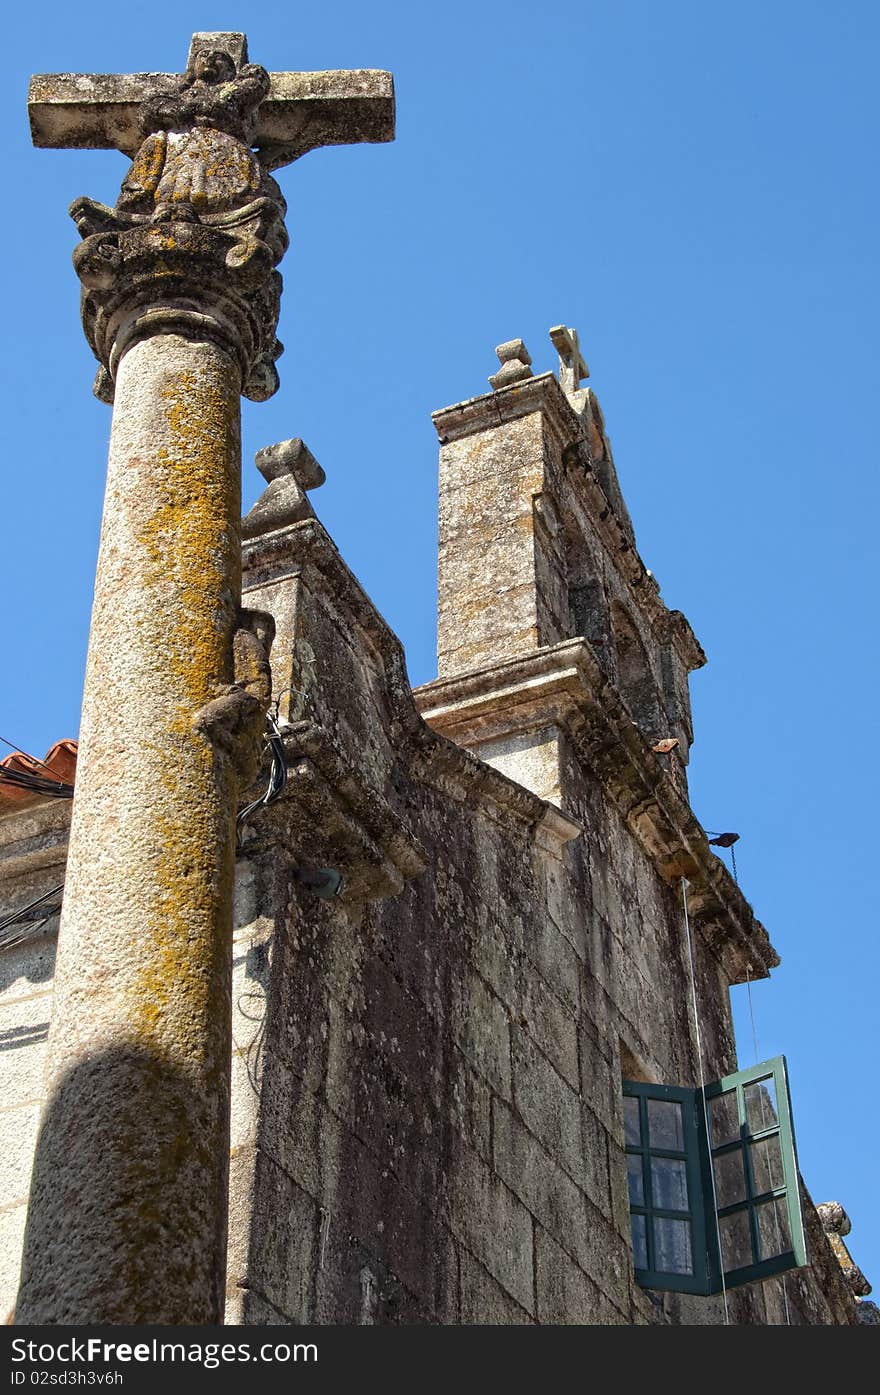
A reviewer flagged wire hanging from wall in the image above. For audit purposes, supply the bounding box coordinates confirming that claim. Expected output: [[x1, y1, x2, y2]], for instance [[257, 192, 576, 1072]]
[[745, 964, 793, 1327], [236, 711, 288, 836], [680, 877, 730, 1325], [707, 830, 739, 884], [0, 883, 64, 952]]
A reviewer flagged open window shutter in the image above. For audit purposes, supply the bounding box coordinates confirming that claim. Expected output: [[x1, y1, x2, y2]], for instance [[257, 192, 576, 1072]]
[[704, 1055, 807, 1290]]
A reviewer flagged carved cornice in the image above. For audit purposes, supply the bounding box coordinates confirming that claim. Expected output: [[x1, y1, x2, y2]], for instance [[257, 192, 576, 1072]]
[[432, 372, 573, 449], [562, 460, 706, 675], [415, 639, 778, 984], [239, 716, 427, 903]]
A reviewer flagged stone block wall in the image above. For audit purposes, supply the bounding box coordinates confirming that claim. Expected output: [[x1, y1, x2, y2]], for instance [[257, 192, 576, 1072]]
[[0, 365, 866, 1323], [0, 800, 67, 1320], [223, 499, 857, 1324]]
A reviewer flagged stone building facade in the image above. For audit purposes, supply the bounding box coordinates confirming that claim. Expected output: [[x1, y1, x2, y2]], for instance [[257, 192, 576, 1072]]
[[0, 330, 871, 1324]]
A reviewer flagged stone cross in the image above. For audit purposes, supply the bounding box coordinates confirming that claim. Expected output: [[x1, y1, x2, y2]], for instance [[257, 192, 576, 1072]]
[[549, 323, 589, 400], [29, 31, 394, 172], [17, 33, 394, 1326]]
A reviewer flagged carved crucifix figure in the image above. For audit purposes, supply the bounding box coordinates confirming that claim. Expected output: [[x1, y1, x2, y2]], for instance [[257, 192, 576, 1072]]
[[17, 33, 393, 1326]]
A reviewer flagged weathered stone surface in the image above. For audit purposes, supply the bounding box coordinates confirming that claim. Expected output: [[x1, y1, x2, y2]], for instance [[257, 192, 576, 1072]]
[[459, 1250, 534, 1324], [520, 972, 579, 1089], [534, 1224, 626, 1325], [488, 339, 533, 391], [452, 972, 511, 1101], [0, 988, 51, 1110], [492, 1097, 629, 1312], [16, 333, 246, 1325], [0, 1105, 41, 1210], [448, 1144, 534, 1315], [227, 1146, 317, 1322], [242, 439, 325, 538], [0, 1204, 27, 1323], [30, 66, 394, 169], [511, 1033, 608, 1206], [817, 1200, 872, 1299], [2, 306, 866, 1328]]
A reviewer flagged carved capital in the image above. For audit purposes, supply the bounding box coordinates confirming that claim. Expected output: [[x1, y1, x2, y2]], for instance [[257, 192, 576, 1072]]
[[72, 207, 287, 402]]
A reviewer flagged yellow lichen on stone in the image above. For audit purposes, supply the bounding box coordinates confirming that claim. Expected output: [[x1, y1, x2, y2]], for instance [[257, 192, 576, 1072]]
[[126, 347, 241, 1058]]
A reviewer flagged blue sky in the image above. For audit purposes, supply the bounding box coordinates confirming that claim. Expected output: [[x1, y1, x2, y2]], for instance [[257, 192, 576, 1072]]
[[3, 2, 878, 1306]]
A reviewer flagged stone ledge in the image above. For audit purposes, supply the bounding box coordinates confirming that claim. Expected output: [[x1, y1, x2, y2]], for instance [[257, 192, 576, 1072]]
[[433, 372, 573, 449], [415, 639, 779, 984], [0, 800, 71, 883], [238, 717, 426, 903]]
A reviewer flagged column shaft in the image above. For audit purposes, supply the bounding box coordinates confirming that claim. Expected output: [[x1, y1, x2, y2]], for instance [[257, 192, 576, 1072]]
[[17, 333, 243, 1324]]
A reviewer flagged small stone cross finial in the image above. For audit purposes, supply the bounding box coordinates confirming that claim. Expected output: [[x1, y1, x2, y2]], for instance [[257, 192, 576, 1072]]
[[549, 324, 589, 400], [489, 339, 533, 391]]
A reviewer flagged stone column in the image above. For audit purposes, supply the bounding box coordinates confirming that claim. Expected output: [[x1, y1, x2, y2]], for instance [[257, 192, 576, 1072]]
[[17, 46, 288, 1326], [21, 28, 395, 1325], [17, 335, 244, 1324]]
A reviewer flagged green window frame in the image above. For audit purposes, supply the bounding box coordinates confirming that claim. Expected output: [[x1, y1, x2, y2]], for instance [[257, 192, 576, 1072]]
[[623, 1056, 807, 1295], [624, 1080, 711, 1294]]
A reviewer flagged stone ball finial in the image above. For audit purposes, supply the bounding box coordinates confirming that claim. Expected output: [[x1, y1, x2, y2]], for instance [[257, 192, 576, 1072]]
[[489, 338, 533, 391]]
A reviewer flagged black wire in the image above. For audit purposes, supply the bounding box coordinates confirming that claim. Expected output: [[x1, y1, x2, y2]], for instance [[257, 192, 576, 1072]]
[[0, 768, 74, 799], [0, 735, 73, 789], [0, 883, 64, 942], [236, 712, 288, 831], [0, 917, 53, 952]]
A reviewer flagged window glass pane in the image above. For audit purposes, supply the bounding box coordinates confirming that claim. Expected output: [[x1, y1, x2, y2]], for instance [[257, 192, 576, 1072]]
[[650, 1157, 689, 1212], [647, 1098, 684, 1152], [719, 1208, 754, 1272], [756, 1197, 792, 1261], [627, 1153, 644, 1206], [624, 1095, 641, 1146], [709, 1089, 740, 1148], [654, 1217, 693, 1275], [630, 1213, 648, 1269], [713, 1147, 747, 1208], [748, 1134, 784, 1197], [744, 1076, 778, 1135]]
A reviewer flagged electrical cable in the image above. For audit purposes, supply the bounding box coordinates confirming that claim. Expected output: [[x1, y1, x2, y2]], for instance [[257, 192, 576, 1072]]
[[0, 767, 74, 799], [0, 735, 73, 789], [745, 966, 792, 1326], [236, 711, 288, 832], [0, 882, 64, 951], [681, 877, 730, 1325]]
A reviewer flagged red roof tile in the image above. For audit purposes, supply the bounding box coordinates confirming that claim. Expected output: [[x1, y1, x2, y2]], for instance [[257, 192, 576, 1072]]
[[0, 739, 78, 810]]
